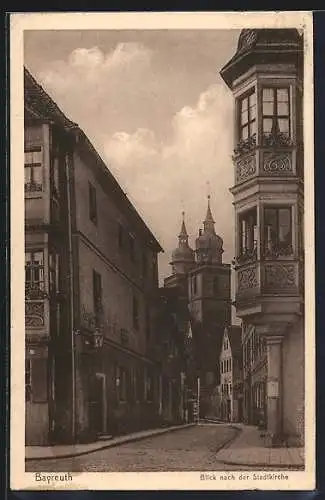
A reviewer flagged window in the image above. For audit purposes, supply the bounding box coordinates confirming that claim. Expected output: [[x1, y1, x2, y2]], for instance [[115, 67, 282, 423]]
[[239, 208, 257, 257], [88, 182, 97, 224], [51, 157, 60, 197], [92, 270, 102, 318], [146, 306, 150, 340], [117, 366, 127, 402], [264, 207, 293, 256], [49, 253, 59, 294], [25, 251, 44, 296], [145, 367, 154, 401], [262, 87, 290, 137], [25, 359, 31, 402], [128, 233, 136, 262], [142, 253, 147, 279], [239, 90, 256, 140], [229, 359, 232, 372], [25, 148, 43, 192], [193, 276, 197, 295], [133, 295, 139, 330]]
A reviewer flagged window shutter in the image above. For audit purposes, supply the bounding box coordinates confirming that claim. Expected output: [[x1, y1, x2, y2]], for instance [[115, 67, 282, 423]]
[[32, 358, 48, 403]]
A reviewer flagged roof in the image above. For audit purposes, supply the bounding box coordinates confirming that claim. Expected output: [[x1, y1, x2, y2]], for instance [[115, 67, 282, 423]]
[[24, 66, 163, 253], [225, 325, 242, 360], [220, 29, 303, 88], [24, 67, 77, 128]]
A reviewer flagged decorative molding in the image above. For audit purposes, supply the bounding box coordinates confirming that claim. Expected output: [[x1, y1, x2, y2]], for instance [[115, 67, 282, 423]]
[[264, 263, 296, 289], [262, 152, 293, 175], [235, 154, 257, 183], [237, 30, 258, 53], [25, 301, 45, 327], [237, 265, 259, 293]]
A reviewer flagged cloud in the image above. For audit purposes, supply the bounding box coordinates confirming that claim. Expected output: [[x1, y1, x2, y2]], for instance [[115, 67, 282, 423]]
[[36, 43, 154, 138], [103, 83, 235, 281]]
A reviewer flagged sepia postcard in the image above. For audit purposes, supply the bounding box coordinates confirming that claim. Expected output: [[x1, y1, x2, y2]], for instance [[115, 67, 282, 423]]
[[10, 11, 315, 491]]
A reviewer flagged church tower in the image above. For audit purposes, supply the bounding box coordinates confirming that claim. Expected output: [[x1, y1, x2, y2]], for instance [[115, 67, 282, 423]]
[[188, 196, 231, 389], [164, 211, 195, 297]]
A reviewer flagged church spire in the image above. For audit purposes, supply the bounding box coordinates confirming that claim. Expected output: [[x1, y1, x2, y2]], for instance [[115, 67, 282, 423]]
[[203, 195, 215, 233], [179, 211, 189, 244]]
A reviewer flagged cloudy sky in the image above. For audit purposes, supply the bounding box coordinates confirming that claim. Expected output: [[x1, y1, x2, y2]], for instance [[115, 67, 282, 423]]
[[24, 29, 240, 282]]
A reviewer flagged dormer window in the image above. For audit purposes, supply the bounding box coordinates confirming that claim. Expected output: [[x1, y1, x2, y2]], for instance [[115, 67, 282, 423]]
[[239, 90, 256, 140], [262, 87, 290, 137]]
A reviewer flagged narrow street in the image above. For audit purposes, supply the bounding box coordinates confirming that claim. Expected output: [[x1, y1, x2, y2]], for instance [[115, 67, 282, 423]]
[[26, 424, 248, 472]]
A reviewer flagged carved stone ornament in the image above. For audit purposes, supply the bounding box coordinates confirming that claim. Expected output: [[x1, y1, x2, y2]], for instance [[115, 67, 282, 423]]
[[264, 263, 296, 288], [238, 266, 258, 292], [263, 152, 292, 175], [25, 301, 45, 327], [236, 154, 256, 183]]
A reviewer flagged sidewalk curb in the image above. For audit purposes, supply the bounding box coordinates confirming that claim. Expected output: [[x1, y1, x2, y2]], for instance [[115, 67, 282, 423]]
[[214, 425, 242, 454], [218, 460, 305, 470], [25, 423, 196, 462]]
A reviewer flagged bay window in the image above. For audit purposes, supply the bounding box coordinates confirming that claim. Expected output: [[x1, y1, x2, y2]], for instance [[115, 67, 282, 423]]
[[262, 87, 290, 137], [264, 206, 293, 257], [24, 148, 43, 192], [239, 90, 256, 140]]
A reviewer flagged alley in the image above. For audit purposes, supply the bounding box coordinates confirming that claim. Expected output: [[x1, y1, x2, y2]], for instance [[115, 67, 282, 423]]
[[26, 424, 244, 472]]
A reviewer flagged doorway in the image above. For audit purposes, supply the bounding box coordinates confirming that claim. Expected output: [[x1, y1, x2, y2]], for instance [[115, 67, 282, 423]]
[[88, 373, 107, 437]]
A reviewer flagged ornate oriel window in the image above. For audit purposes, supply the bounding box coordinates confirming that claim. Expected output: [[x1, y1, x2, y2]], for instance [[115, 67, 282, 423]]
[[263, 206, 293, 257], [262, 87, 290, 137], [239, 90, 256, 140], [25, 251, 44, 296], [24, 147, 43, 192]]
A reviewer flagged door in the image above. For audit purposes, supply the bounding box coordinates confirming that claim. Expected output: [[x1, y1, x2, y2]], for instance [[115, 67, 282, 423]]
[[88, 373, 106, 436]]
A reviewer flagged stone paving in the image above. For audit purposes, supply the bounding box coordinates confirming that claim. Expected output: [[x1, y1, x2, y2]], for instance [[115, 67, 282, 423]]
[[26, 423, 195, 461], [25, 423, 304, 473], [26, 424, 239, 472]]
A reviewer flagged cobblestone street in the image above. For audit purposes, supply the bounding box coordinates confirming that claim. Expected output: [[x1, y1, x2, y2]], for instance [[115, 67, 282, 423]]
[[26, 424, 245, 472]]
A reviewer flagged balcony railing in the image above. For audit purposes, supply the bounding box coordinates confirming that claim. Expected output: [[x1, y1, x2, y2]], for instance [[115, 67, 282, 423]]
[[233, 134, 256, 158], [234, 247, 257, 267], [262, 132, 294, 148], [25, 281, 48, 300], [264, 243, 293, 259]]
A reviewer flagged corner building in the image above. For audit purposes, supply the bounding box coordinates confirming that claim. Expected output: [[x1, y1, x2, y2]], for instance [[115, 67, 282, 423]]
[[220, 29, 304, 446], [24, 68, 164, 445]]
